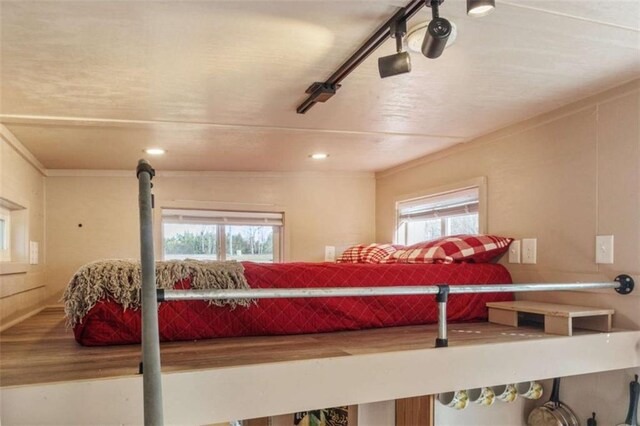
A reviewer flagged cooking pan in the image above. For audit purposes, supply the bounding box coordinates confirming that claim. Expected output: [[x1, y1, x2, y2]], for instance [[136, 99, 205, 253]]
[[617, 374, 639, 426], [528, 378, 579, 426]]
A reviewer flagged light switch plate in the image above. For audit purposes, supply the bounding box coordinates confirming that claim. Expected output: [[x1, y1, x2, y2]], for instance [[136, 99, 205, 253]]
[[29, 241, 39, 265], [522, 238, 537, 264], [324, 246, 336, 262], [508, 240, 521, 263], [595, 235, 614, 264]]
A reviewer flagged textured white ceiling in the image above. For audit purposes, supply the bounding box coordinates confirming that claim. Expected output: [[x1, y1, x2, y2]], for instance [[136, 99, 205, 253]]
[[1, 0, 638, 171]]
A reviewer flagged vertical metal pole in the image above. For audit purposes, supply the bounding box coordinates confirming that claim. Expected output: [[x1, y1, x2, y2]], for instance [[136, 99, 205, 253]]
[[435, 285, 449, 348], [137, 159, 164, 425]]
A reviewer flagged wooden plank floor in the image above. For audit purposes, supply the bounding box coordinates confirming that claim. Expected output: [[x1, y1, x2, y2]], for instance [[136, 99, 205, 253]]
[[0, 306, 597, 388]]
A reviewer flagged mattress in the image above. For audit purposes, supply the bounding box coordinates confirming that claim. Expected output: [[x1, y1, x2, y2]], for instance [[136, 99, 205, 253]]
[[73, 262, 513, 346]]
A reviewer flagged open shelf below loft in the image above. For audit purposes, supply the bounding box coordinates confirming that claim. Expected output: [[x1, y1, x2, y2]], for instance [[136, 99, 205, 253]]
[[1, 306, 639, 425]]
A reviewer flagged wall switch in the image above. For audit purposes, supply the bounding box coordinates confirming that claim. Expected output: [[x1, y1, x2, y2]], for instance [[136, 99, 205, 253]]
[[324, 246, 336, 262], [595, 235, 614, 264], [522, 238, 537, 264], [508, 240, 521, 263], [29, 241, 39, 265]]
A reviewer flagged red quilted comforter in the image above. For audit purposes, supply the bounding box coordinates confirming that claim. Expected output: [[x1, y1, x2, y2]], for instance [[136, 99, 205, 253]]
[[73, 262, 512, 346]]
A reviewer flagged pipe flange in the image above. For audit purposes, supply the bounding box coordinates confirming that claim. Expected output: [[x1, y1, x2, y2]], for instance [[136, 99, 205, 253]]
[[136, 159, 156, 179], [614, 274, 634, 295]]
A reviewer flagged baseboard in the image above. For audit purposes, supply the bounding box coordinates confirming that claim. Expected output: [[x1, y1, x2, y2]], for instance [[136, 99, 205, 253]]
[[0, 305, 47, 332], [0, 291, 64, 332]]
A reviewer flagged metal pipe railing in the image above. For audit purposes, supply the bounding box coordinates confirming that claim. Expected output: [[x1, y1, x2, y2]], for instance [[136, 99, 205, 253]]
[[137, 159, 164, 426], [157, 281, 622, 302]]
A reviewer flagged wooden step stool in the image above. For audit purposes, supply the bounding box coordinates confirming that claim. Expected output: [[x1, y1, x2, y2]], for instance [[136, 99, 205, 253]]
[[486, 301, 614, 336]]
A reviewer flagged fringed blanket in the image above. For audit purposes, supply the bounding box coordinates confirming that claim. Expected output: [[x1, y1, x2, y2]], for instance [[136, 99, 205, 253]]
[[63, 259, 251, 327]]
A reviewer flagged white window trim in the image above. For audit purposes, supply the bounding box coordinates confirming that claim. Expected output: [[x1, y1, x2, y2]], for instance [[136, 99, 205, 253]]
[[393, 177, 487, 244], [0, 206, 11, 262], [160, 208, 284, 263]]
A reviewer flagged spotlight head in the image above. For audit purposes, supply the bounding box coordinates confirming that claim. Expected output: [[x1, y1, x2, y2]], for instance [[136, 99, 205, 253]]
[[378, 51, 411, 78], [421, 17, 451, 59], [467, 0, 495, 17]]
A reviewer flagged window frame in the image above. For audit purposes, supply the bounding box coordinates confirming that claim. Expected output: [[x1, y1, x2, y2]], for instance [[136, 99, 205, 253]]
[[160, 208, 284, 263], [394, 177, 487, 245], [0, 206, 10, 262]]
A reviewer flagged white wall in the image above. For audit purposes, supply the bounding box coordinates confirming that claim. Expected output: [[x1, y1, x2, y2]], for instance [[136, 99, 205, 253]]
[[45, 170, 376, 294]]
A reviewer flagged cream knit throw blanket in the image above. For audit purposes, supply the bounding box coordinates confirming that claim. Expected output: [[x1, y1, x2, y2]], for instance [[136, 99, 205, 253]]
[[63, 259, 252, 327]]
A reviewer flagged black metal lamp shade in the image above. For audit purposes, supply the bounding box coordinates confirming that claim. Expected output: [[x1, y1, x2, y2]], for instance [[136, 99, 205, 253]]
[[378, 51, 412, 78], [421, 17, 451, 59]]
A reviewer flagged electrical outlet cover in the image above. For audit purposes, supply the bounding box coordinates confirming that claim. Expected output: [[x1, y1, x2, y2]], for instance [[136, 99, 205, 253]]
[[324, 246, 336, 262], [29, 241, 39, 265], [595, 235, 614, 264], [508, 240, 521, 264], [522, 238, 537, 264]]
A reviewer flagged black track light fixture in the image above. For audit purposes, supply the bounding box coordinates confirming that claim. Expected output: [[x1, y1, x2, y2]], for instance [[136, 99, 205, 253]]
[[297, 0, 497, 113], [378, 11, 411, 78], [467, 0, 495, 17], [421, 0, 452, 59]]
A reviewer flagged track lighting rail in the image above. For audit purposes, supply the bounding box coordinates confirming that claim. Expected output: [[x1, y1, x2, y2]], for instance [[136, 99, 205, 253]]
[[296, 0, 496, 113], [296, 0, 425, 114]]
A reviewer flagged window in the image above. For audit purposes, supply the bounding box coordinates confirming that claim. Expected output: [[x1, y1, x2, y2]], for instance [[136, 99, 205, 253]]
[[0, 207, 10, 261], [162, 209, 283, 263], [396, 187, 479, 245]]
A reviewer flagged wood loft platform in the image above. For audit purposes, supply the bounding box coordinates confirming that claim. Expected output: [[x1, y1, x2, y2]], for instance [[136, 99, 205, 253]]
[[1, 306, 639, 425], [0, 306, 617, 387]]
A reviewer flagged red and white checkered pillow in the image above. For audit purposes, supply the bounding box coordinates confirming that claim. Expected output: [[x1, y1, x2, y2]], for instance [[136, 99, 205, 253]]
[[359, 243, 398, 263], [336, 244, 398, 263], [384, 235, 513, 264], [336, 245, 365, 263]]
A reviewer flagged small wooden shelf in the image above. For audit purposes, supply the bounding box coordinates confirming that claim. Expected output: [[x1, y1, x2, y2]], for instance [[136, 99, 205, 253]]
[[486, 301, 614, 336]]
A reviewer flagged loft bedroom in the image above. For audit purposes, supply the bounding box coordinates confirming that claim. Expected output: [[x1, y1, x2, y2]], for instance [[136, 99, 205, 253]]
[[0, 1, 639, 426]]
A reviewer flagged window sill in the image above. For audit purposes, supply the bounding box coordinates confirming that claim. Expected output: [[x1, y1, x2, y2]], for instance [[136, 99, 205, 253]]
[[0, 262, 29, 275]]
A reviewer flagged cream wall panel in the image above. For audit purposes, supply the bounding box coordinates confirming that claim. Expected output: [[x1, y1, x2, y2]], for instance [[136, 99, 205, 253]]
[[45, 177, 140, 295], [596, 91, 640, 276], [377, 107, 600, 276], [0, 132, 46, 324], [0, 286, 46, 325], [46, 172, 375, 293], [0, 271, 45, 298]]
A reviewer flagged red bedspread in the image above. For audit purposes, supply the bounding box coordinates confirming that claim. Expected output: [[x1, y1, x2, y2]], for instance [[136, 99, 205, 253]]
[[73, 262, 512, 346]]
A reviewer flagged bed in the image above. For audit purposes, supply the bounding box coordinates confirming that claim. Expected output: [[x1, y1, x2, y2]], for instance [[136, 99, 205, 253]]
[[68, 261, 513, 346]]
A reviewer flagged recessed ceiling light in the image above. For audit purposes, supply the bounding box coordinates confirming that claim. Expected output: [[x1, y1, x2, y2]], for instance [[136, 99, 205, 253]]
[[144, 148, 166, 155], [309, 153, 329, 160]]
